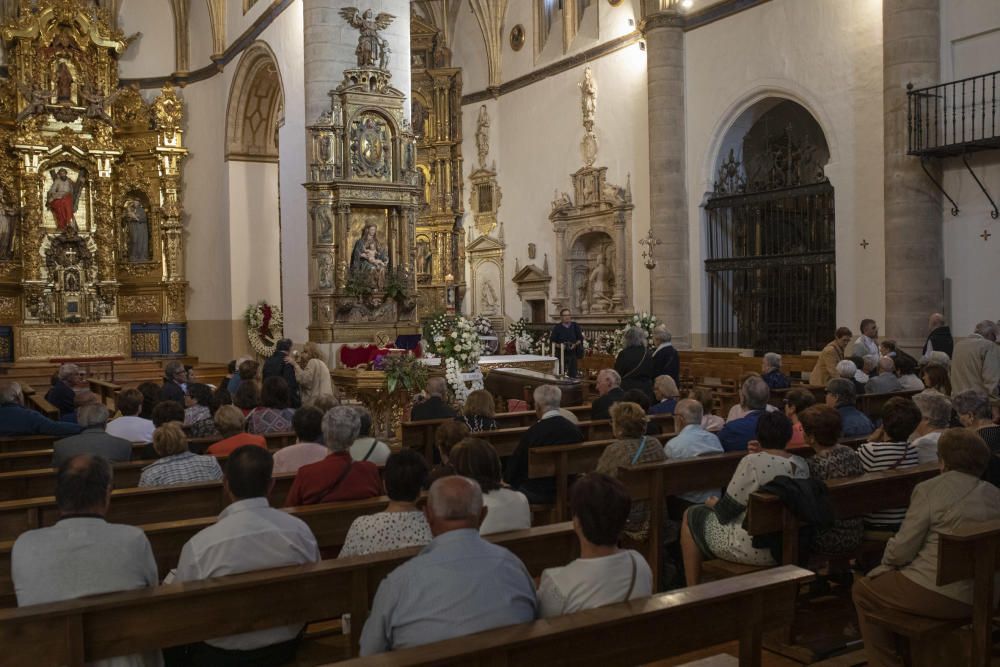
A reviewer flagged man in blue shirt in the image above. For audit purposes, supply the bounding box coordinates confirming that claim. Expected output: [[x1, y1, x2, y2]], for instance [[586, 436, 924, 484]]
[[718, 376, 770, 452], [360, 476, 538, 655], [0, 381, 82, 437], [665, 399, 724, 503], [825, 378, 874, 437]]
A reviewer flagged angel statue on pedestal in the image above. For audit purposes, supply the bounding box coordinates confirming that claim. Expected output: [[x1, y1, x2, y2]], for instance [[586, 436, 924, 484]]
[[339, 7, 396, 70]]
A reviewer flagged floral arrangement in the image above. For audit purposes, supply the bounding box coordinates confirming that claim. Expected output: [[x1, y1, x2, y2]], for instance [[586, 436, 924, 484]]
[[423, 313, 484, 401], [504, 318, 537, 354], [472, 315, 495, 337], [611, 312, 658, 355], [379, 353, 428, 395], [244, 301, 284, 357]]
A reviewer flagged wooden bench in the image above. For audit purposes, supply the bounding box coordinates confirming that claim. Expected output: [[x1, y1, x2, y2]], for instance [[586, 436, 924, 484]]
[[25, 393, 60, 421], [0, 521, 579, 664], [0, 443, 149, 473], [87, 378, 123, 409], [0, 434, 58, 454]]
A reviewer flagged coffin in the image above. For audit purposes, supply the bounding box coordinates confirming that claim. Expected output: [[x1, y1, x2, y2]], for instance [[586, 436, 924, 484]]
[[484, 367, 583, 408]]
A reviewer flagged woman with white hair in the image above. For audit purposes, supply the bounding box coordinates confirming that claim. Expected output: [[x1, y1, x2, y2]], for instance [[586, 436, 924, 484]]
[[911, 391, 952, 463], [614, 326, 655, 401], [294, 342, 334, 405]]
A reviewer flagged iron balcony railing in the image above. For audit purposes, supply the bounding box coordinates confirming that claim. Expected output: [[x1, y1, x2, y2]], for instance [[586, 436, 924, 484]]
[[908, 70, 1000, 157]]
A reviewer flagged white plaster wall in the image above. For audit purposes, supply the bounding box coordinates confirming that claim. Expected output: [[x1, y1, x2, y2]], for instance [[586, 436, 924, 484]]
[[228, 161, 282, 315], [189, 0, 215, 70], [939, 1, 1000, 336], [118, 1, 175, 78], [684, 0, 885, 346], [451, 2, 488, 94]]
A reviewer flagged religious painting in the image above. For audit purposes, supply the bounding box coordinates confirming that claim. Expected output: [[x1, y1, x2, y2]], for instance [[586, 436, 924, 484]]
[[415, 234, 432, 277], [122, 195, 151, 262], [42, 164, 90, 233], [349, 112, 391, 179], [349, 208, 390, 291]]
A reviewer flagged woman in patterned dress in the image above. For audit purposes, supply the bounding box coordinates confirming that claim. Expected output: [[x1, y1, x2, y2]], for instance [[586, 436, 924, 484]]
[[246, 376, 296, 434]]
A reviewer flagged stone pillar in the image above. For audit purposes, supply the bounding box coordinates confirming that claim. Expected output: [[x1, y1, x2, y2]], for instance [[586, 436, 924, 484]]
[[884, 0, 942, 348], [641, 7, 690, 344]]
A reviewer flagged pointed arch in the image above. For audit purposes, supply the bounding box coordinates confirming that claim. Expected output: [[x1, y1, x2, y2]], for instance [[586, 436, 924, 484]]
[[225, 41, 284, 161]]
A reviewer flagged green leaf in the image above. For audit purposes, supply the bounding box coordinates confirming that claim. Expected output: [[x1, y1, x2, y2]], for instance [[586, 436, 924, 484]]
[[387, 376, 397, 394]]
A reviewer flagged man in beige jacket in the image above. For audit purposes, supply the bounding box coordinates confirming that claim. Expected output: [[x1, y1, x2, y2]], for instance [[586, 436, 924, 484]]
[[950, 320, 1000, 402], [810, 326, 852, 387]]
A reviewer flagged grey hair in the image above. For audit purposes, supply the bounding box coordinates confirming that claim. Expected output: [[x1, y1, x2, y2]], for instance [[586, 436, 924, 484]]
[[426, 376, 448, 398], [654, 374, 679, 398], [952, 390, 992, 420], [58, 363, 79, 381], [0, 380, 22, 404], [763, 352, 782, 369], [674, 398, 703, 426], [741, 376, 769, 410], [533, 384, 562, 411], [652, 325, 672, 344], [925, 351, 951, 369], [322, 405, 362, 451], [912, 391, 952, 428], [975, 320, 998, 342], [878, 356, 895, 373], [598, 368, 621, 387], [77, 404, 110, 429], [164, 360, 185, 378], [428, 476, 483, 520], [623, 326, 647, 349], [826, 378, 856, 405], [835, 360, 857, 378]]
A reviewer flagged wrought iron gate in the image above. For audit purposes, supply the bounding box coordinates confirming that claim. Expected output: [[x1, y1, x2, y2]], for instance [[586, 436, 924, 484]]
[[705, 129, 836, 354]]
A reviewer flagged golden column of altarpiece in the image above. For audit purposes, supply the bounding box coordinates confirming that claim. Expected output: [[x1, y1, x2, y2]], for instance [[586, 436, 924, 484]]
[[0, 0, 188, 362]]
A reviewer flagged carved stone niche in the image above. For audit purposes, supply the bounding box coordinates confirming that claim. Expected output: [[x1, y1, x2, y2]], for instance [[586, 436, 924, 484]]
[[466, 228, 505, 330], [511, 256, 551, 325], [549, 165, 633, 324]]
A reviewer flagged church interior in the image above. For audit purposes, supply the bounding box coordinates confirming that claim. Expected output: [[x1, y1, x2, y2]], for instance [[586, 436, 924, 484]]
[[0, 0, 999, 665]]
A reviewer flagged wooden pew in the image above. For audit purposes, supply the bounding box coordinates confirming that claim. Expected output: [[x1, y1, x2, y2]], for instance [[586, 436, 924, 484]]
[[329, 565, 813, 667], [25, 393, 59, 421], [87, 378, 122, 409], [0, 434, 58, 454], [857, 389, 921, 420], [0, 443, 151, 473], [0, 521, 579, 665]]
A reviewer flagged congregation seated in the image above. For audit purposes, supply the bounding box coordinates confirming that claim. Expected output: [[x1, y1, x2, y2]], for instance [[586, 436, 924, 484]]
[[681, 412, 808, 584], [719, 375, 772, 452], [505, 384, 584, 504], [272, 405, 327, 473], [952, 389, 1000, 486], [455, 388, 498, 432], [622, 389, 662, 435], [910, 391, 951, 463], [649, 374, 679, 415], [689, 387, 725, 432], [135, 400, 187, 460], [349, 405, 392, 464], [664, 398, 724, 506], [650, 323, 680, 384], [450, 437, 530, 535], [590, 368, 625, 421], [106, 388, 155, 443], [139, 422, 223, 487], [359, 476, 538, 655], [596, 402, 666, 539], [53, 403, 133, 467], [760, 352, 791, 389], [895, 353, 925, 392], [166, 445, 319, 667], [306, 393, 340, 414], [848, 356, 875, 392], [825, 378, 875, 437], [920, 363, 952, 396], [137, 381, 160, 420], [614, 326, 655, 400], [426, 420, 469, 484], [836, 359, 867, 397], [57, 389, 101, 425], [866, 357, 904, 395], [0, 379, 81, 437], [233, 379, 260, 416], [858, 397, 922, 532], [12, 454, 160, 667], [292, 341, 333, 406], [783, 387, 816, 446], [410, 376, 457, 421], [227, 357, 258, 395], [182, 383, 218, 438], [538, 473, 652, 618], [45, 362, 81, 417], [262, 337, 301, 408], [339, 449, 431, 557], [247, 377, 296, 435], [284, 405, 381, 506], [158, 360, 187, 404], [205, 405, 266, 457], [724, 373, 778, 423], [799, 405, 863, 556], [853, 429, 1000, 667]]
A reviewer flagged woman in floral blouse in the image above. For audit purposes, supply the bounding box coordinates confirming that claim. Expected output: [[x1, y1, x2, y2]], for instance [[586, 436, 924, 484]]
[[183, 383, 218, 438]]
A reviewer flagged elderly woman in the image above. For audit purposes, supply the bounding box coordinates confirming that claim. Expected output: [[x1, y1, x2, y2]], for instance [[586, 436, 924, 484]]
[[182, 383, 218, 438], [247, 376, 296, 434], [205, 405, 265, 456], [457, 389, 498, 432], [138, 422, 223, 487], [538, 473, 652, 617], [952, 390, 1000, 485], [425, 420, 470, 487], [895, 353, 925, 392], [854, 429, 1000, 667], [294, 342, 333, 405], [911, 391, 952, 463], [650, 375, 680, 415], [614, 326, 655, 400], [783, 387, 816, 446], [690, 387, 725, 432], [595, 401, 667, 540], [650, 324, 679, 383], [338, 449, 432, 557], [761, 352, 790, 389], [349, 405, 392, 464], [451, 437, 530, 535], [681, 412, 808, 584]]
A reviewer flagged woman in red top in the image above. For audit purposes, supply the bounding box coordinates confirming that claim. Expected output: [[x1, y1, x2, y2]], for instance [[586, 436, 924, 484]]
[[206, 405, 266, 456]]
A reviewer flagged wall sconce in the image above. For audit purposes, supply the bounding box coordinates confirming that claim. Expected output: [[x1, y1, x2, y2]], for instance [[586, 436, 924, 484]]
[[639, 229, 662, 270]]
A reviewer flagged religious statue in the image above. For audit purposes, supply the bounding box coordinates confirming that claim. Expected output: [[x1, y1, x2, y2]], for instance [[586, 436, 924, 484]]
[[55, 62, 73, 104], [481, 279, 499, 316], [312, 204, 333, 244], [317, 254, 334, 289], [81, 85, 121, 123], [551, 190, 572, 211], [579, 67, 597, 132], [416, 238, 432, 274], [411, 99, 427, 138], [47, 167, 86, 233], [123, 199, 149, 262], [475, 105, 490, 169], [588, 249, 613, 313], [0, 184, 15, 258], [350, 222, 388, 291], [338, 7, 396, 70], [15, 82, 51, 122]]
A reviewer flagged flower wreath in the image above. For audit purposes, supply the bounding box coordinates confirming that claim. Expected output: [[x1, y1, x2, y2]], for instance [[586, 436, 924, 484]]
[[245, 301, 284, 357], [423, 313, 484, 402]]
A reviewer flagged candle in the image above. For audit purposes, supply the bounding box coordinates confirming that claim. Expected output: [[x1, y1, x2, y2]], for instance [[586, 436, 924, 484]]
[[560, 344, 565, 376]]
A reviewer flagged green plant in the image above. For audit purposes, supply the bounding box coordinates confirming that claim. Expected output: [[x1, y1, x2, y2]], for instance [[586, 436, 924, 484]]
[[384, 267, 410, 302], [382, 353, 428, 395], [344, 271, 374, 299]]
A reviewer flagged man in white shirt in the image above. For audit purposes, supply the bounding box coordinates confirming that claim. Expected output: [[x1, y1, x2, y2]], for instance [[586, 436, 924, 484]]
[[663, 399, 725, 505], [168, 445, 320, 666], [12, 455, 161, 667], [849, 318, 880, 360], [106, 388, 155, 443]]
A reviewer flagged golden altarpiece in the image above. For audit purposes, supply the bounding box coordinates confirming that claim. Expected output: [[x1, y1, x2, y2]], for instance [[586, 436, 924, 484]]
[[0, 0, 188, 361]]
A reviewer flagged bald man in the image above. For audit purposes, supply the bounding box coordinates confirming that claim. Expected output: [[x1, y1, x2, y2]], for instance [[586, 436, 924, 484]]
[[410, 376, 458, 421], [360, 476, 537, 655], [923, 313, 954, 360]]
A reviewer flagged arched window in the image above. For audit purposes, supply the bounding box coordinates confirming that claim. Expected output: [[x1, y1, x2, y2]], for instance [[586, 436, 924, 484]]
[[225, 42, 283, 161]]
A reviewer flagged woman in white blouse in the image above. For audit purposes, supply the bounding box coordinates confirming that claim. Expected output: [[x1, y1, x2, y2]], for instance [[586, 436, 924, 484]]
[[449, 438, 530, 535], [537, 473, 653, 617], [338, 449, 432, 558], [293, 342, 333, 405]]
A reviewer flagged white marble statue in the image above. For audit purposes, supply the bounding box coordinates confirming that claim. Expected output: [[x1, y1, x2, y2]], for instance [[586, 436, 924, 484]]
[[579, 67, 597, 131]]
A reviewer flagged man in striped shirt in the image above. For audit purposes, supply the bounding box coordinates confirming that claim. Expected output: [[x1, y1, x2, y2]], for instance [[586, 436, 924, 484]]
[[857, 398, 923, 531]]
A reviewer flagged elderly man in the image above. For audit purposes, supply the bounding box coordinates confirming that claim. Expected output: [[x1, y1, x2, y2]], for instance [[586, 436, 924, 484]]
[[866, 357, 904, 395], [360, 476, 537, 655], [590, 368, 626, 421], [838, 358, 868, 396], [262, 338, 301, 408], [169, 446, 320, 666], [950, 320, 1000, 401], [12, 455, 160, 667], [923, 312, 954, 360], [45, 362, 81, 417], [410, 376, 458, 421], [811, 327, 852, 386], [53, 404, 133, 467], [0, 380, 81, 437], [761, 352, 790, 389], [505, 384, 583, 503], [159, 360, 187, 404], [284, 405, 382, 506], [849, 319, 880, 360], [718, 376, 770, 452], [650, 324, 680, 384], [825, 378, 875, 437], [665, 399, 724, 505]]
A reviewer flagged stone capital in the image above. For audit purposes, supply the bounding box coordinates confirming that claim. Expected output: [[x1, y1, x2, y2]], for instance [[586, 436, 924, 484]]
[[640, 10, 684, 35]]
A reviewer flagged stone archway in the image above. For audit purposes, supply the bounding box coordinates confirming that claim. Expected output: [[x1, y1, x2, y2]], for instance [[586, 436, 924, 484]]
[[226, 41, 284, 161]]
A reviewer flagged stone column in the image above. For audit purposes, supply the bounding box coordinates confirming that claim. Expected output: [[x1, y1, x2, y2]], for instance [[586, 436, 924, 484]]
[[641, 6, 689, 344], [884, 0, 942, 348], [613, 210, 627, 307]]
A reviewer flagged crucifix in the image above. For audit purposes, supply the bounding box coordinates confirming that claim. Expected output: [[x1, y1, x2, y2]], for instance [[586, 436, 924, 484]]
[[981, 229, 992, 242], [859, 239, 870, 250]]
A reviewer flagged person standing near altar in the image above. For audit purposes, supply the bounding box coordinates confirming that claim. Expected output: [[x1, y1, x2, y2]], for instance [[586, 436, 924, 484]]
[[551, 309, 584, 378]]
